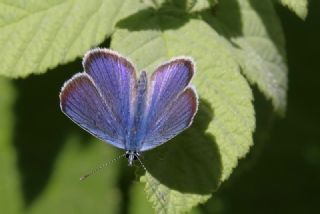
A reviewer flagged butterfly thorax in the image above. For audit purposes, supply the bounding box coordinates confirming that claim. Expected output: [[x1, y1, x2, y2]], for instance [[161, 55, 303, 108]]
[[125, 71, 148, 153]]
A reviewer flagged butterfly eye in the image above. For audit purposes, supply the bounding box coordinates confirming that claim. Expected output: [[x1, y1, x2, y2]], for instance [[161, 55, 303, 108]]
[[133, 155, 138, 160], [125, 154, 130, 158]]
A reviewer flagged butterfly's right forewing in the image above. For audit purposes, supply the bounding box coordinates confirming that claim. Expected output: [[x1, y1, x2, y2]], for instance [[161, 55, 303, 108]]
[[142, 87, 198, 151]]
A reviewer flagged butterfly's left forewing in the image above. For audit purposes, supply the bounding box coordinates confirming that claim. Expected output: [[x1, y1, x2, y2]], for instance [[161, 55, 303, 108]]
[[60, 73, 125, 149], [83, 48, 137, 138], [60, 48, 137, 149]]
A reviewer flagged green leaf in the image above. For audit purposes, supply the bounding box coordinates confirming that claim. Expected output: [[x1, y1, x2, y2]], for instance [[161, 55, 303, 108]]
[[209, 0, 288, 114], [141, 0, 216, 12], [0, 78, 24, 213], [279, 0, 308, 19], [188, 0, 218, 12], [112, 10, 255, 213], [0, 0, 145, 78], [142, 173, 211, 213], [174, 0, 214, 12]]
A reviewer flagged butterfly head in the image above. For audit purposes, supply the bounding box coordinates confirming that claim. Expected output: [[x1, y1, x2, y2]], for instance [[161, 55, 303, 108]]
[[125, 150, 139, 166]]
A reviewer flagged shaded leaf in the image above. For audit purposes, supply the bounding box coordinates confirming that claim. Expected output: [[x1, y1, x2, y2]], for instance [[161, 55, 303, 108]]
[[112, 10, 255, 213], [6, 57, 126, 213], [209, 0, 288, 114], [26, 137, 121, 214], [129, 181, 154, 214], [0, 78, 23, 213]]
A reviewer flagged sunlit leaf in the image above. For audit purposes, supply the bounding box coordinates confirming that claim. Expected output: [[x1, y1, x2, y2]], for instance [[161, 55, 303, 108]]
[[279, 0, 308, 19], [112, 10, 255, 213], [0, 0, 145, 78]]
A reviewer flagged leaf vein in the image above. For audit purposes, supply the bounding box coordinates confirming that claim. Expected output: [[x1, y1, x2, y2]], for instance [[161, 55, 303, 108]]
[[0, 1, 67, 28], [35, 2, 75, 71]]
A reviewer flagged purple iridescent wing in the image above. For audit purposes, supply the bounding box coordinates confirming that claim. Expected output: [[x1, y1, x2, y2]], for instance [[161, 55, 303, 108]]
[[60, 74, 125, 149], [83, 48, 137, 137], [141, 87, 198, 151], [60, 49, 137, 149], [140, 58, 198, 151]]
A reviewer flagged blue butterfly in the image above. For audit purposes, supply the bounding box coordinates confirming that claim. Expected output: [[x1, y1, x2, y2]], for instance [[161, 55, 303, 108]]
[[60, 48, 198, 169]]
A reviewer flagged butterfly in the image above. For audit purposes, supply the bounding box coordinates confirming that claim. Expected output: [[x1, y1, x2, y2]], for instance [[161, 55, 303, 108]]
[[59, 48, 198, 170]]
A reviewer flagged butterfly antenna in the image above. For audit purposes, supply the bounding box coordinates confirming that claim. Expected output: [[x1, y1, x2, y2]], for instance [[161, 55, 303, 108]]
[[135, 156, 167, 209], [80, 153, 126, 181], [135, 155, 147, 172]]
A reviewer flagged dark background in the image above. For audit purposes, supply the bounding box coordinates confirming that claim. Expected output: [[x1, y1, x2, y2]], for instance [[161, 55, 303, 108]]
[[199, 1, 320, 213]]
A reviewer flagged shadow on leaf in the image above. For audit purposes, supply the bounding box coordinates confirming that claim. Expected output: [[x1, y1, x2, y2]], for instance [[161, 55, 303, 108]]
[[141, 98, 222, 194], [116, 1, 196, 31], [248, 0, 286, 57], [200, 0, 242, 39], [201, 0, 285, 58]]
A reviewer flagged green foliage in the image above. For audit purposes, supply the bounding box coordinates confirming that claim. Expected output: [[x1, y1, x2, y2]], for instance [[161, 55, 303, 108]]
[[278, 0, 308, 19], [26, 138, 121, 214], [142, 173, 211, 213], [112, 9, 255, 211], [0, 78, 23, 213], [0, 0, 143, 77], [129, 182, 154, 213], [1, 0, 310, 213], [211, 0, 287, 114]]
